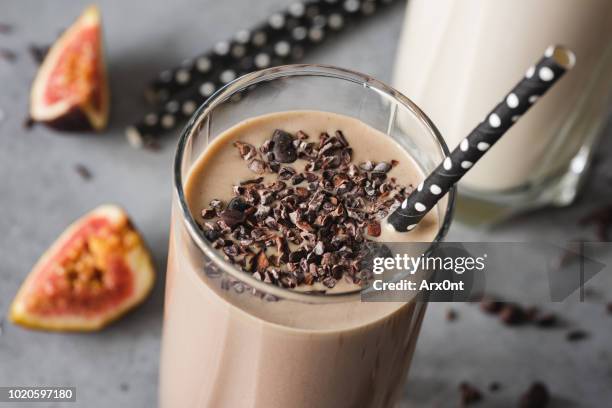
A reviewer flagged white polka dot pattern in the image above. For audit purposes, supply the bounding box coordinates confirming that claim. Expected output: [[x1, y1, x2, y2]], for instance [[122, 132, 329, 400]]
[[488, 113, 501, 128], [506, 93, 519, 108], [388, 45, 574, 232]]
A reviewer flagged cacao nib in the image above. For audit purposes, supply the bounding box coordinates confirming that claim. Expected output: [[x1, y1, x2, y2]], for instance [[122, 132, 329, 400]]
[[197, 127, 413, 290], [272, 129, 298, 163], [227, 197, 250, 212], [233, 141, 258, 161]]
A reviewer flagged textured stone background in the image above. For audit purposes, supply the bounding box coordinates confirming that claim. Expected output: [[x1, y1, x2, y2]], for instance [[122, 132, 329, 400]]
[[1, 0, 611, 407]]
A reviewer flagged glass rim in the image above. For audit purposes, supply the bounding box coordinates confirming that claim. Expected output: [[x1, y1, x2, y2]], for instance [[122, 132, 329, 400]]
[[173, 64, 455, 304]]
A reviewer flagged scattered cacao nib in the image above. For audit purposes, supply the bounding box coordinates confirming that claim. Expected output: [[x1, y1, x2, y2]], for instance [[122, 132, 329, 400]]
[[459, 382, 482, 406], [272, 129, 297, 163], [197, 128, 411, 290], [480, 296, 506, 314], [579, 204, 612, 241], [28, 44, 50, 64], [499, 304, 527, 326], [535, 313, 559, 328], [74, 164, 92, 181], [446, 308, 458, 322], [566, 329, 589, 342], [0, 48, 16, 62], [478, 297, 564, 329], [488, 382, 501, 392], [23, 116, 35, 129], [143, 138, 161, 152], [519, 382, 550, 408], [0, 23, 13, 34]]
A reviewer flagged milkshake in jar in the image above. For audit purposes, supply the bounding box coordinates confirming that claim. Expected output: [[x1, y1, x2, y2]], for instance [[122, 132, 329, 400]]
[[393, 0, 612, 222], [159, 66, 453, 408]]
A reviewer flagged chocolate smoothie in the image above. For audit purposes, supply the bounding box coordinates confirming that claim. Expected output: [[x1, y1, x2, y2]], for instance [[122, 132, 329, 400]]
[[160, 111, 442, 408]]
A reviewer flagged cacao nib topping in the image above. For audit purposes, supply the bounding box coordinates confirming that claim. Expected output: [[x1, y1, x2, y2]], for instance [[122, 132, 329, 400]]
[[272, 129, 298, 163], [248, 159, 266, 174], [227, 197, 250, 212], [197, 129, 409, 290], [233, 141, 258, 161]]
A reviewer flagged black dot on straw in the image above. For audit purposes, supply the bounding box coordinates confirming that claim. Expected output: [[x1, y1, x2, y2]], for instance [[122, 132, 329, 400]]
[[159, 70, 172, 82], [157, 89, 169, 101], [292, 46, 305, 60], [285, 17, 299, 31], [313, 15, 326, 27], [361, 1, 376, 14], [306, 5, 320, 18]]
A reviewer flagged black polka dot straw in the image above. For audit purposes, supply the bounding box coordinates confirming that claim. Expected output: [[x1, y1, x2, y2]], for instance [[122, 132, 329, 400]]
[[388, 45, 576, 232], [145, 0, 395, 105], [127, 0, 398, 147]]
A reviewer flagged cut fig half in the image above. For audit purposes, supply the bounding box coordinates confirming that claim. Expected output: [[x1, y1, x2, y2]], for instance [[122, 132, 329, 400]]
[[9, 205, 155, 331], [30, 5, 110, 131]]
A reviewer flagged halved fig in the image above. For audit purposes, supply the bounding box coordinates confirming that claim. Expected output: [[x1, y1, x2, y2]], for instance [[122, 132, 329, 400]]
[[30, 5, 110, 131], [9, 205, 155, 331]]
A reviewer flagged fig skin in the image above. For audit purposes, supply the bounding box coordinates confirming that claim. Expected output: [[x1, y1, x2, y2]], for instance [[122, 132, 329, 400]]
[[38, 106, 94, 131], [8, 205, 155, 332], [29, 5, 110, 132]]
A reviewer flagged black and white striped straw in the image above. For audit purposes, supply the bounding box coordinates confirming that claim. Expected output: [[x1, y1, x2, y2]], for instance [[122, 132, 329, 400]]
[[388, 45, 576, 232], [126, 0, 398, 148]]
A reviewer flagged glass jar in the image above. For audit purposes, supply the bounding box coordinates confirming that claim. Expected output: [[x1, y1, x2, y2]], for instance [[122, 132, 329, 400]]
[[393, 0, 612, 224]]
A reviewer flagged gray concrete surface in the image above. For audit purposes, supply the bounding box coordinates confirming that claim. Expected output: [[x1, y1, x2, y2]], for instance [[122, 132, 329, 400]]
[[1, 1, 611, 407]]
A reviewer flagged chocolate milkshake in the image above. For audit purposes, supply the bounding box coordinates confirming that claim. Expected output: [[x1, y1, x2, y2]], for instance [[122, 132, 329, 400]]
[[160, 110, 445, 408]]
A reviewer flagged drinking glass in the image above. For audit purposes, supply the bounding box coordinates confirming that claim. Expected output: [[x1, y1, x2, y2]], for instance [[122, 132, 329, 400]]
[[159, 65, 454, 408]]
